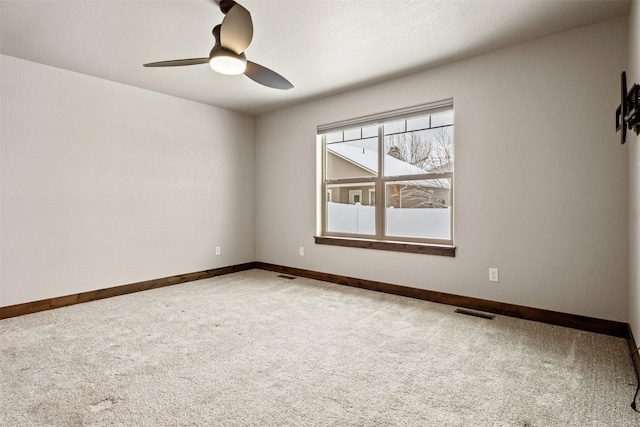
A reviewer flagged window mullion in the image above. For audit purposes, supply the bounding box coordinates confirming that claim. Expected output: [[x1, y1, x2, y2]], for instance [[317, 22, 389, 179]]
[[325, 177, 377, 185], [321, 134, 328, 236], [383, 173, 452, 181], [376, 123, 384, 240]]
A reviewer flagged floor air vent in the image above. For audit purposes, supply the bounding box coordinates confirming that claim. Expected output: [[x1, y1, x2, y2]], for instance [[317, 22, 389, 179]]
[[277, 274, 297, 280], [454, 308, 495, 320]]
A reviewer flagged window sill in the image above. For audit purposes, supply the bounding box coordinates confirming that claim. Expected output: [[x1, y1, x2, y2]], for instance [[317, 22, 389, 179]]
[[314, 236, 455, 257]]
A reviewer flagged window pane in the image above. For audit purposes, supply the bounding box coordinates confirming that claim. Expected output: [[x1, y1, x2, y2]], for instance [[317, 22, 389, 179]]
[[383, 120, 405, 135], [326, 131, 343, 143], [406, 116, 430, 131], [326, 137, 379, 180], [384, 125, 454, 176], [326, 183, 375, 235], [385, 179, 451, 240], [431, 111, 454, 127], [362, 125, 377, 138], [343, 128, 361, 141]]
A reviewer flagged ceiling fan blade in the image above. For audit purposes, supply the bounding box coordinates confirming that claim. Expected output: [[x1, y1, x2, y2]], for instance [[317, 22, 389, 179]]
[[143, 58, 210, 67], [244, 61, 293, 90], [220, 2, 253, 55]]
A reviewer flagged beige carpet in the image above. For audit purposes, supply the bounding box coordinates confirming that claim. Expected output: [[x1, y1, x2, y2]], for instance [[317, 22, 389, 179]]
[[1, 269, 638, 426]]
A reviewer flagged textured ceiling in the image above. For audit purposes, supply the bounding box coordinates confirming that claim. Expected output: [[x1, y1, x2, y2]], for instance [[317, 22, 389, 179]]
[[0, 0, 631, 115]]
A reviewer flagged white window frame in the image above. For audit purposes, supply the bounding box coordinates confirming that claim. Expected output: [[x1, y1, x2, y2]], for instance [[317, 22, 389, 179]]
[[318, 100, 454, 247]]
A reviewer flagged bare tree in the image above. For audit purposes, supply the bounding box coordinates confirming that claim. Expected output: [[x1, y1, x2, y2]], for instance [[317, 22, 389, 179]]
[[386, 127, 453, 173], [386, 127, 453, 207]]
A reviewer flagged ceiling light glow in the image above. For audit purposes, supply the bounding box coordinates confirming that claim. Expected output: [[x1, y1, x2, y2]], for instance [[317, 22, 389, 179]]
[[210, 55, 247, 75]]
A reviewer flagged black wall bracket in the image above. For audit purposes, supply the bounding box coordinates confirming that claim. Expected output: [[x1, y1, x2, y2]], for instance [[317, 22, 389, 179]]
[[617, 71, 640, 144]]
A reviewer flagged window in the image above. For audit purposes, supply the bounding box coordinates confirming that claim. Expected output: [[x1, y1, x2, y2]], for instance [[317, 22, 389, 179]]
[[318, 100, 454, 253], [349, 189, 363, 205]]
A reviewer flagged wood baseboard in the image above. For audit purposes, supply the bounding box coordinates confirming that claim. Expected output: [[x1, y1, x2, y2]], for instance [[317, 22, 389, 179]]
[[0, 262, 257, 320], [629, 325, 640, 379], [2, 261, 631, 343], [255, 262, 629, 339]]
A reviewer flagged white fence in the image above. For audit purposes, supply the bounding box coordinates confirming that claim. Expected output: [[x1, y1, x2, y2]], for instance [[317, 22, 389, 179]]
[[327, 202, 450, 240]]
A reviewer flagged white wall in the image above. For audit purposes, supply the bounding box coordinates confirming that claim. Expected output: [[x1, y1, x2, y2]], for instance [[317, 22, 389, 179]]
[[256, 18, 629, 322], [629, 0, 640, 339], [0, 55, 255, 307]]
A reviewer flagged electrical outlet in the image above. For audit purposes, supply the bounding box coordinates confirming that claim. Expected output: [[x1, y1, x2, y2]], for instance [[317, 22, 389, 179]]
[[299, 247, 304, 256], [215, 246, 221, 256], [489, 268, 499, 282]]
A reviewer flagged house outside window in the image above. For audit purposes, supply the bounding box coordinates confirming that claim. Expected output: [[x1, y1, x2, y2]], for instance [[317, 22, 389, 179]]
[[318, 100, 454, 248]]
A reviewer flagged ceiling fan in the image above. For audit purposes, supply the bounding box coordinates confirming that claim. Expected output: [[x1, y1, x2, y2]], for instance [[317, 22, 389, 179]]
[[143, 0, 293, 90]]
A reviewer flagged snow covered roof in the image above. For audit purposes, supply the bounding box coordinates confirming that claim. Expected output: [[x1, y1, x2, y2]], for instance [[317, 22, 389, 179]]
[[328, 144, 424, 175], [327, 144, 450, 188]]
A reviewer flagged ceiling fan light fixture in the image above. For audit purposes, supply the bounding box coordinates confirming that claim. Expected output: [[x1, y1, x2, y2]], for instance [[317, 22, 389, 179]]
[[143, 4, 292, 89], [209, 48, 247, 75]]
